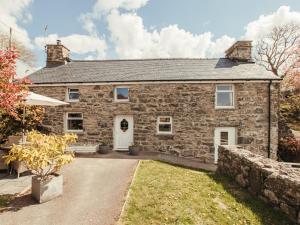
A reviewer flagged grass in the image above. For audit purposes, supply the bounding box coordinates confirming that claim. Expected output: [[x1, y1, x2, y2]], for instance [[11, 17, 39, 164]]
[[121, 160, 293, 225], [0, 195, 13, 212]]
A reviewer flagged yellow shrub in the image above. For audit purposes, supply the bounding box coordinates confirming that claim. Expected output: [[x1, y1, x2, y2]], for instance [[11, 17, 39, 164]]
[[4, 131, 77, 180]]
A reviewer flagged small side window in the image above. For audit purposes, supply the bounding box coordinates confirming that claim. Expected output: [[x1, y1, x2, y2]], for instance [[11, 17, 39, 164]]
[[157, 116, 172, 135], [115, 87, 129, 102], [67, 88, 80, 102], [215, 84, 234, 108]]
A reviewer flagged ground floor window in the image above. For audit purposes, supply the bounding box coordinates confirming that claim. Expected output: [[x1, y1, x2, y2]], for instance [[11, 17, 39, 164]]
[[66, 112, 83, 132], [157, 116, 172, 134]]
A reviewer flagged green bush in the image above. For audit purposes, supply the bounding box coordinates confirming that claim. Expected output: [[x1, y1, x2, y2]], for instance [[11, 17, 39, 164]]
[[278, 137, 300, 162]]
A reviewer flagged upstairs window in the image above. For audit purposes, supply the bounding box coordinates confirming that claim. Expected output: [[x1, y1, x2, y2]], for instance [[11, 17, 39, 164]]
[[157, 116, 173, 135], [66, 112, 83, 132], [115, 87, 129, 102], [215, 84, 234, 108], [67, 88, 80, 102]]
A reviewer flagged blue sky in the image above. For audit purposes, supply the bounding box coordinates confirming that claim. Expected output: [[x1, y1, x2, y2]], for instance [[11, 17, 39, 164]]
[[1, 0, 300, 75]]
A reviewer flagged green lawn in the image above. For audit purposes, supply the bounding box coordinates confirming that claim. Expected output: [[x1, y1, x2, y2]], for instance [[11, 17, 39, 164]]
[[0, 195, 12, 212], [120, 160, 292, 225]]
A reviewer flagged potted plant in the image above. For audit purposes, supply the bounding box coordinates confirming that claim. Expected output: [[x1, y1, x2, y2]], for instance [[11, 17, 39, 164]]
[[4, 131, 77, 203], [97, 140, 110, 154], [129, 143, 139, 156]]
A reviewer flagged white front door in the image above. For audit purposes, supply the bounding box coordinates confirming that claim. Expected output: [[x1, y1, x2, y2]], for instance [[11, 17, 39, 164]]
[[114, 115, 134, 151], [214, 127, 236, 163]]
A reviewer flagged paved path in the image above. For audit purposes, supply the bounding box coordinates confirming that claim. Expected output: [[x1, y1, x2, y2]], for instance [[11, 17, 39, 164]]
[[0, 158, 138, 225], [0, 173, 32, 195]]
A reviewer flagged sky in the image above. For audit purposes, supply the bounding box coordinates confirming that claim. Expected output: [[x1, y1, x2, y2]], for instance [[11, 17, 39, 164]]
[[1, 0, 300, 77]]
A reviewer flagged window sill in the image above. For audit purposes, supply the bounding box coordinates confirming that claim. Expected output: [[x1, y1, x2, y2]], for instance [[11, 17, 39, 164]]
[[114, 100, 130, 103], [65, 130, 84, 134], [66, 100, 80, 103], [156, 133, 174, 136], [215, 106, 235, 110]]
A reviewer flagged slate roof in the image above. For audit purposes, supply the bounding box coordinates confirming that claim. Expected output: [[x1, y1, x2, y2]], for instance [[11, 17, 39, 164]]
[[29, 58, 280, 84]]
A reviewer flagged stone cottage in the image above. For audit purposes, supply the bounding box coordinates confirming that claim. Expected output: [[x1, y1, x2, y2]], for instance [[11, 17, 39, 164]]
[[28, 40, 281, 163]]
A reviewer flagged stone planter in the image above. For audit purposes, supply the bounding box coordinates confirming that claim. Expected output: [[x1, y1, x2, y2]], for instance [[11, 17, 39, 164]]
[[0, 151, 8, 171], [97, 145, 110, 154], [8, 135, 25, 145], [32, 174, 63, 203], [129, 145, 139, 156], [12, 161, 29, 178]]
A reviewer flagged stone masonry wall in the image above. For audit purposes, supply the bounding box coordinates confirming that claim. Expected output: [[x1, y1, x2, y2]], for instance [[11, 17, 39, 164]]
[[217, 145, 300, 223], [30, 82, 279, 163]]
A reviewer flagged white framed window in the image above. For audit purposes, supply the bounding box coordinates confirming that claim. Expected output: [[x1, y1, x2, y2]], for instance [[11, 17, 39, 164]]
[[66, 88, 80, 102], [215, 84, 234, 108], [65, 112, 83, 132], [157, 116, 173, 135], [114, 87, 129, 102]]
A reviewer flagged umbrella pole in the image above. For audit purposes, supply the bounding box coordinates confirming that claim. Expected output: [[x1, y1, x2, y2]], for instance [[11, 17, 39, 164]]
[[22, 104, 26, 144]]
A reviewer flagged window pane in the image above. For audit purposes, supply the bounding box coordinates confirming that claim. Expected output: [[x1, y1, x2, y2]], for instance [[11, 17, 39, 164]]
[[120, 119, 129, 132], [217, 85, 232, 91], [159, 117, 170, 123], [159, 124, 171, 132], [220, 132, 228, 145], [68, 113, 82, 118], [116, 88, 129, 100], [69, 88, 79, 92], [217, 92, 232, 106], [68, 119, 83, 130], [69, 92, 80, 100]]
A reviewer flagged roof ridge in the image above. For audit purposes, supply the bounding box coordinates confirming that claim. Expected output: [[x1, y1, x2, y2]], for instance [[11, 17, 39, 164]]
[[70, 58, 224, 63]]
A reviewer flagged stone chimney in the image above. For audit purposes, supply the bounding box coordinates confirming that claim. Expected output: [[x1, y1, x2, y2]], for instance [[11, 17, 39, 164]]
[[46, 40, 70, 67], [225, 41, 252, 61]]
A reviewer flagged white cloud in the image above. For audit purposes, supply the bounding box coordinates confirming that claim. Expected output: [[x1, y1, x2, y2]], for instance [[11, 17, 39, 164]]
[[79, 13, 98, 35], [107, 10, 235, 59], [80, 0, 148, 34], [34, 34, 107, 59], [243, 6, 300, 41], [16, 60, 39, 78], [0, 0, 33, 48], [93, 0, 149, 14]]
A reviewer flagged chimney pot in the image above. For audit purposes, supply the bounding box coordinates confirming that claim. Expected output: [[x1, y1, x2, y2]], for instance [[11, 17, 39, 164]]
[[56, 39, 61, 45]]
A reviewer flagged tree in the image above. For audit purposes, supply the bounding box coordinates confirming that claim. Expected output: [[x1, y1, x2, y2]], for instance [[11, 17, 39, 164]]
[[0, 32, 36, 67], [0, 49, 30, 116], [0, 105, 45, 144], [256, 23, 300, 78]]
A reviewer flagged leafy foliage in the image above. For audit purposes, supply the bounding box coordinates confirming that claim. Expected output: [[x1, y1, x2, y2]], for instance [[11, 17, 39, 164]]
[[278, 137, 300, 162], [278, 92, 300, 161], [0, 49, 30, 116], [280, 93, 300, 122], [4, 131, 77, 181], [0, 106, 45, 144], [0, 33, 36, 67]]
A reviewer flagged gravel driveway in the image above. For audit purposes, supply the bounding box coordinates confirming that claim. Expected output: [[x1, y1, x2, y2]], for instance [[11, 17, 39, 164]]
[[0, 158, 138, 225]]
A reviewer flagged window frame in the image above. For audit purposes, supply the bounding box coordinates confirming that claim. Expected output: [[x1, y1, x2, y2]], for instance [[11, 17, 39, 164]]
[[114, 86, 129, 102], [65, 112, 84, 133], [157, 116, 173, 135], [215, 84, 235, 109], [66, 88, 80, 102]]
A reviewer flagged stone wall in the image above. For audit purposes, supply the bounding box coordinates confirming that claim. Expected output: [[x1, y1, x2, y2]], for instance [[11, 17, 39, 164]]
[[46, 42, 70, 67], [30, 82, 279, 163], [217, 145, 300, 223]]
